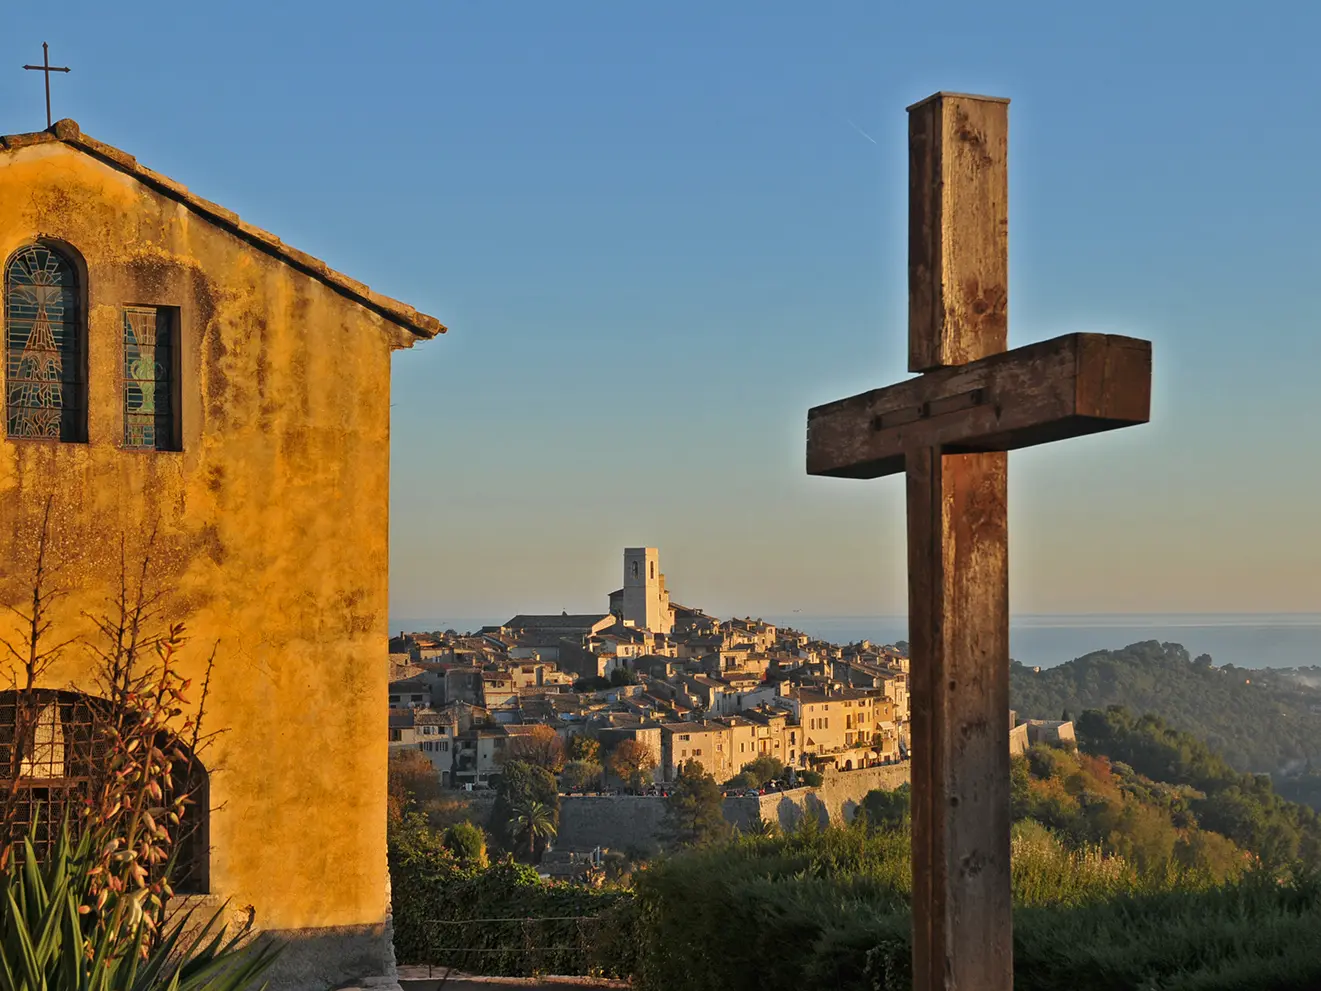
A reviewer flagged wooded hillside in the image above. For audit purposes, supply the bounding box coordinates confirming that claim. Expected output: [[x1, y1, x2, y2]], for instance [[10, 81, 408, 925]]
[[1010, 640, 1321, 781]]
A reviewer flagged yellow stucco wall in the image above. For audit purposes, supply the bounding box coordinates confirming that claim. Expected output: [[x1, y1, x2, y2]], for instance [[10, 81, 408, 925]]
[[0, 141, 414, 932]]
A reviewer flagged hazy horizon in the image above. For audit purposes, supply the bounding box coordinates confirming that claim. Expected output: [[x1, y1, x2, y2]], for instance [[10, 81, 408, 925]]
[[390, 611, 1321, 671]]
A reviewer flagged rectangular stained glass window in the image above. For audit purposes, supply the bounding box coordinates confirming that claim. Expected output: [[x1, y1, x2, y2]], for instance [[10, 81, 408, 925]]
[[122, 306, 178, 451]]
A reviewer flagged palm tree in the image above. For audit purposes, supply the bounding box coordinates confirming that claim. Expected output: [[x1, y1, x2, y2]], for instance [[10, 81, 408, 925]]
[[510, 800, 558, 862]]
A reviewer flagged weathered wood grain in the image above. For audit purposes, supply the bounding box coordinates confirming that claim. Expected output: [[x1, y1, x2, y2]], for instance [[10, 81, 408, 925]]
[[806, 333, 1151, 478], [908, 93, 1009, 373], [906, 446, 941, 991], [908, 448, 1013, 991], [804, 88, 1153, 991]]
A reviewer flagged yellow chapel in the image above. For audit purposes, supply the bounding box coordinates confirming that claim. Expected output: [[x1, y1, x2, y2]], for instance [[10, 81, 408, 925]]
[[0, 119, 444, 988]]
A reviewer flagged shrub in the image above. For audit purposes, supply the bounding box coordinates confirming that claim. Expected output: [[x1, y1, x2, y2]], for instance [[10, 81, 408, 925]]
[[388, 812, 634, 978], [0, 516, 279, 988], [630, 821, 1321, 991], [441, 821, 488, 867], [561, 759, 604, 792], [857, 784, 911, 832], [726, 756, 784, 790], [388, 749, 444, 819]]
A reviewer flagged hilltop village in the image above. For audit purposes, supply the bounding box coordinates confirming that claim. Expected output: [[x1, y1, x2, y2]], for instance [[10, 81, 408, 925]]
[[388, 548, 912, 790]]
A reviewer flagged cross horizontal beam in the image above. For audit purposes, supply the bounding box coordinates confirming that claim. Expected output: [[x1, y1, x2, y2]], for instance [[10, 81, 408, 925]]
[[807, 332, 1150, 478]]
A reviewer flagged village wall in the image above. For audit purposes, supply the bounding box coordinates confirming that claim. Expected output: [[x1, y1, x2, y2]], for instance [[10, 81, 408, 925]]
[[727, 761, 912, 832], [1009, 722, 1030, 756], [557, 795, 672, 855], [552, 761, 911, 852]]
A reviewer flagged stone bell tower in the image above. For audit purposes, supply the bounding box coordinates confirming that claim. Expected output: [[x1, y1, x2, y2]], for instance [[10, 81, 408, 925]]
[[621, 547, 673, 634]]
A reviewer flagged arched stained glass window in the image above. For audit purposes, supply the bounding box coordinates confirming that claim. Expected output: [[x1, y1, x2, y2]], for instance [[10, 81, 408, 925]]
[[4, 244, 84, 441]]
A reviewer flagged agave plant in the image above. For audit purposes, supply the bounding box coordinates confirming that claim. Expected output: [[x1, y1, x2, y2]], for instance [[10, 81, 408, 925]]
[[0, 824, 279, 991]]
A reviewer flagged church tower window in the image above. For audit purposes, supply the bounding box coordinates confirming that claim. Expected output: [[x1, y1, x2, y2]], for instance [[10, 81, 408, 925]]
[[4, 244, 85, 441], [122, 306, 180, 450]]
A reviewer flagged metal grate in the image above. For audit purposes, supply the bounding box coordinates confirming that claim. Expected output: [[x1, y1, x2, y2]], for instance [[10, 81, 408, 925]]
[[171, 753, 209, 894], [4, 245, 83, 441], [0, 692, 98, 865], [0, 690, 208, 891]]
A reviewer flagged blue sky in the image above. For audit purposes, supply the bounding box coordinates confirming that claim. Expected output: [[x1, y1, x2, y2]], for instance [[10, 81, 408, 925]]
[[5, 2, 1318, 619]]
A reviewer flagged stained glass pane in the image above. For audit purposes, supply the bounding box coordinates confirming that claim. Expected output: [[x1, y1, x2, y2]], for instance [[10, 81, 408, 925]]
[[4, 245, 82, 441], [123, 306, 175, 450]]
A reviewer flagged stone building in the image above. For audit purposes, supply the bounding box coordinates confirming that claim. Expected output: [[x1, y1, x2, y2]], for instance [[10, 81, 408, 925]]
[[659, 721, 737, 782], [0, 120, 444, 988], [608, 546, 675, 634], [779, 688, 895, 770], [1023, 718, 1077, 748]]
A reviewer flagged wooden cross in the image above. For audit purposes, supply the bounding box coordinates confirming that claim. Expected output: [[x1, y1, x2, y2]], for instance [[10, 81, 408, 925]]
[[23, 42, 71, 130], [805, 92, 1152, 990]]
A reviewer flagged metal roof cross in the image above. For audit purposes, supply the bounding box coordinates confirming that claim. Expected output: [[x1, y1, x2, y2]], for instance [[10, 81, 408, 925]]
[[23, 42, 71, 130]]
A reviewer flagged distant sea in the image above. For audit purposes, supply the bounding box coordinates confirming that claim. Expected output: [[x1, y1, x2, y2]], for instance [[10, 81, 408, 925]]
[[391, 613, 1321, 671]]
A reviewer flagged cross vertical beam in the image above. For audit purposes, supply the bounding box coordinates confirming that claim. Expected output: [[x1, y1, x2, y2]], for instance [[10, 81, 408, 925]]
[[908, 450, 1011, 990], [908, 93, 1009, 373], [22, 42, 72, 130], [907, 92, 1013, 991]]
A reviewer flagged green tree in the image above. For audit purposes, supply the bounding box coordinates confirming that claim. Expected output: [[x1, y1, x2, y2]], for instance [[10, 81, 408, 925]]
[[859, 783, 911, 831], [561, 759, 604, 792], [661, 759, 732, 849], [490, 760, 559, 853], [1010, 756, 1033, 821], [510, 800, 559, 862], [1176, 828, 1246, 881], [1108, 802, 1178, 872], [733, 755, 785, 789], [568, 733, 602, 764]]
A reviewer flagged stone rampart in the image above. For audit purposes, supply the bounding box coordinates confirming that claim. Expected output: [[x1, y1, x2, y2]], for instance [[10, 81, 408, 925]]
[[557, 794, 670, 855], [728, 762, 912, 832], [552, 761, 912, 852]]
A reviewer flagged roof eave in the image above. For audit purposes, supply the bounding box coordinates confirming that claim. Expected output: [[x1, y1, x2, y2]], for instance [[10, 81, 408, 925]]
[[1, 120, 446, 344]]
